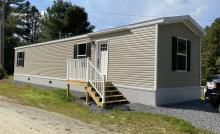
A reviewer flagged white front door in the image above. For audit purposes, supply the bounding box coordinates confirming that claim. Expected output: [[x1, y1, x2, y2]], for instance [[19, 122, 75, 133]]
[[97, 42, 108, 76]]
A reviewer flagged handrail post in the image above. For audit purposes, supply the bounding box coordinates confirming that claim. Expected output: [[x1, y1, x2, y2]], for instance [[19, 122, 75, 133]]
[[86, 58, 89, 82], [102, 75, 106, 103]]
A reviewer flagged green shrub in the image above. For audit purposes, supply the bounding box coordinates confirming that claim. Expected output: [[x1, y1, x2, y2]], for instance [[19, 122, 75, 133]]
[[0, 68, 7, 79]]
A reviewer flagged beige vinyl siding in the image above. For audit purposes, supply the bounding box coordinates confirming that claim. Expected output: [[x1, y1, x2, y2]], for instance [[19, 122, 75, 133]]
[[14, 38, 90, 79], [157, 22, 200, 88], [90, 43, 96, 64], [91, 25, 156, 90], [14, 25, 156, 90]]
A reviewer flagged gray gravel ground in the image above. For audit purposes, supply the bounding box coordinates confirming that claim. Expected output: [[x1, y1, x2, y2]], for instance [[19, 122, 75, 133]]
[[127, 100, 220, 134], [72, 90, 220, 133]]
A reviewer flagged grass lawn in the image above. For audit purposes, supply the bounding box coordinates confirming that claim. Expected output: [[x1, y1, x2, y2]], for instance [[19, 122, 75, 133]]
[[0, 79, 211, 134]]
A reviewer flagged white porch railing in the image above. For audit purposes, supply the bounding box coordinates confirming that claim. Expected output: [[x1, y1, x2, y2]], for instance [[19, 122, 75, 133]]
[[67, 58, 88, 81], [67, 58, 105, 103]]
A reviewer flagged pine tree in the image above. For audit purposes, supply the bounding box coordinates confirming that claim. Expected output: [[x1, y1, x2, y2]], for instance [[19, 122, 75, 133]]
[[0, 0, 40, 74], [17, 1, 40, 43], [202, 18, 220, 84], [39, 0, 94, 41]]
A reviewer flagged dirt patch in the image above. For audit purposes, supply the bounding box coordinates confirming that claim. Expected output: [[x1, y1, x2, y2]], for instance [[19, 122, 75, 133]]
[[0, 96, 117, 134]]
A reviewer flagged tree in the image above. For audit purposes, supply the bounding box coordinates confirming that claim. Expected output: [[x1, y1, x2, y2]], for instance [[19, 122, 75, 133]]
[[39, 0, 94, 41], [0, 0, 40, 74], [16, 1, 40, 43], [65, 6, 94, 35], [0, 0, 25, 74], [202, 18, 220, 84]]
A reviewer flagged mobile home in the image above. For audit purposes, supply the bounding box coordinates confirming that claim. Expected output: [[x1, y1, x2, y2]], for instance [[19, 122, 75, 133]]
[[14, 15, 204, 106]]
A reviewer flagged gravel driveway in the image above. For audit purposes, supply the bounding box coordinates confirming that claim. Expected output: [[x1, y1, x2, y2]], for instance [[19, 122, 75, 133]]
[[127, 100, 220, 134], [0, 96, 116, 134], [74, 90, 220, 133]]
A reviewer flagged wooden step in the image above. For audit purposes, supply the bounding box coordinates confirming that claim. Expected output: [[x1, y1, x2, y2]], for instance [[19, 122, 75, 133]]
[[86, 87, 103, 107], [97, 94, 124, 99], [85, 82, 128, 107], [105, 86, 116, 90], [90, 87, 115, 92], [104, 99, 128, 104], [105, 90, 119, 93], [105, 95, 124, 98], [98, 95, 125, 102], [105, 82, 113, 86], [89, 81, 113, 86]]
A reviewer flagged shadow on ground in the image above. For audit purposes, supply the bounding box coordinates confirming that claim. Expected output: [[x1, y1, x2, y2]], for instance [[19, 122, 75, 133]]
[[161, 99, 217, 113]]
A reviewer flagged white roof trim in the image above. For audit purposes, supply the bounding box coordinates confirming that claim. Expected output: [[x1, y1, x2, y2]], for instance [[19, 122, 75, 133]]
[[15, 15, 204, 50], [88, 27, 129, 37], [15, 34, 88, 50]]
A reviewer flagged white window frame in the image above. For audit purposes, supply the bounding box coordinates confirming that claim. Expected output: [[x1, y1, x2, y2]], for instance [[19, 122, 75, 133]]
[[176, 37, 188, 72], [17, 51, 25, 67], [77, 43, 87, 59]]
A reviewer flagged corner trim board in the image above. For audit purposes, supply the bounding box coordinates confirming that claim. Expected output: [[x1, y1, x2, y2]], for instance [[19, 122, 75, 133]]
[[154, 24, 158, 90]]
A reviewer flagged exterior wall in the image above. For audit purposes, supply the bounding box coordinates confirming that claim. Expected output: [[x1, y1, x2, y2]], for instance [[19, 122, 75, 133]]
[[91, 25, 156, 90], [156, 22, 201, 105], [156, 86, 200, 105], [14, 38, 90, 79], [13, 22, 201, 106], [14, 25, 157, 106], [14, 24, 156, 89], [14, 74, 84, 92], [115, 85, 156, 106]]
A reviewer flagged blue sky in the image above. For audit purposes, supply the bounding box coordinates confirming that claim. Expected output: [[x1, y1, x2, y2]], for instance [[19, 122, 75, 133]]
[[29, 0, 220, 31]]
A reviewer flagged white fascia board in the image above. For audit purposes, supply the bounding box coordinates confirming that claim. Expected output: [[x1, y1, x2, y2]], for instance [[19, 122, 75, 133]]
[[88, 19, 164, 37], [14, 34, 89, 50], [127, 19, 164, 29], [88, 27, 129, 37], [186, 16, 205, 34]]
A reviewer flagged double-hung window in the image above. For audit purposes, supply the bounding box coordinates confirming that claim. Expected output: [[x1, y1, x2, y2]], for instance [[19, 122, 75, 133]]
[[17, 52, 25, 67], [77, 43, 87, 59], [172, 37, 191, 72], [74, 43, 91, 59]]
